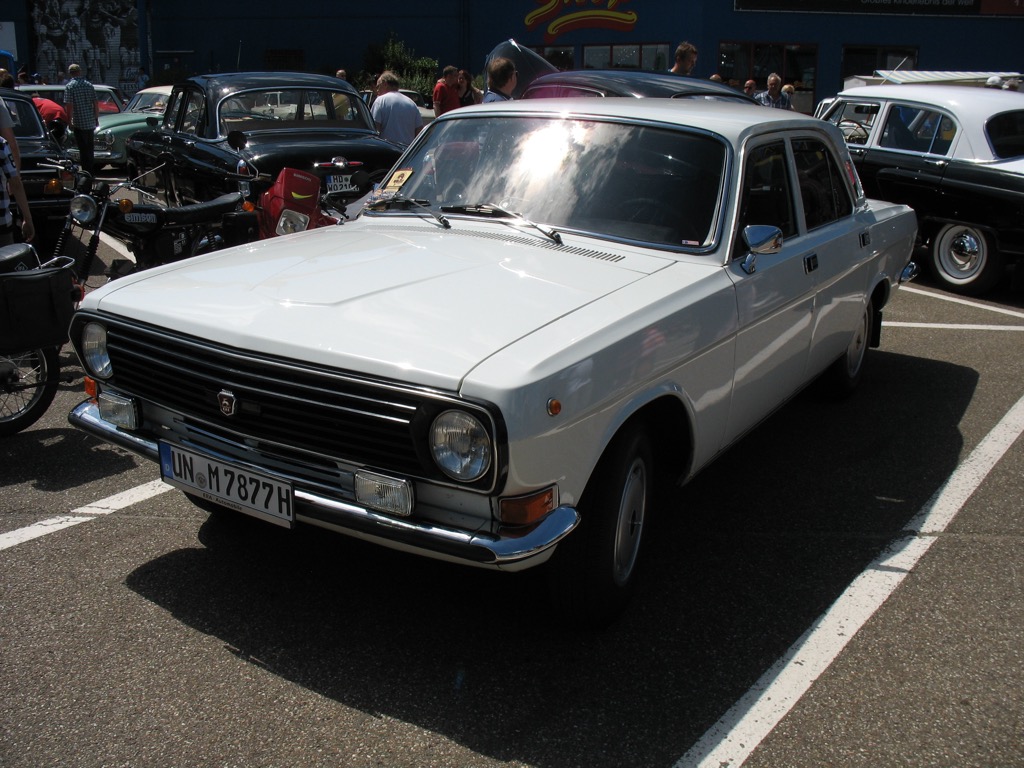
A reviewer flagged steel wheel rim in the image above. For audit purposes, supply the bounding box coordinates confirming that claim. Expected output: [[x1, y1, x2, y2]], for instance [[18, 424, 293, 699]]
[[613, 456, 647, 585], [845, 306, 869, 378], [937, 226, 985, 280]]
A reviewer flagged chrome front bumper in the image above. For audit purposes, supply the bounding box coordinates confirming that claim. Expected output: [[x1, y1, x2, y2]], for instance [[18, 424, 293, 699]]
[[69, 400, 579, 571]]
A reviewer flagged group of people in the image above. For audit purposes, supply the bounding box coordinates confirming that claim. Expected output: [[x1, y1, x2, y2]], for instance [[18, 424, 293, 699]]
[[1, 61, 99, 246], [672, 40, 795, 110], [369, 59, 516, 148]]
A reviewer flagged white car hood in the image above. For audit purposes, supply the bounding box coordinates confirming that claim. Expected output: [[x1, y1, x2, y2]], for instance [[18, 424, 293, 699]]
[[88, 222, 676, 390]]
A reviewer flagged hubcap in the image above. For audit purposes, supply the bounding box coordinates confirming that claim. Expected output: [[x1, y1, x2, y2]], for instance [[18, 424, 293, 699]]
[[613, 457, 647, 585], [949, 231, 981, 273]]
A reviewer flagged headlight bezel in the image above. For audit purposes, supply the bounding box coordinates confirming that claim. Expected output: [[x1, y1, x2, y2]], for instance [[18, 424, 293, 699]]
[[81, 322, 113, 379], [429, 408, 494, 483], [69, 193, 99, 225]]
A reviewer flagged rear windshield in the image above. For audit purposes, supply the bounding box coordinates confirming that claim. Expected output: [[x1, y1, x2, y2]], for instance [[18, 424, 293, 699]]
[[218, 88, 374, 134], [986, 110, 1024, 159]]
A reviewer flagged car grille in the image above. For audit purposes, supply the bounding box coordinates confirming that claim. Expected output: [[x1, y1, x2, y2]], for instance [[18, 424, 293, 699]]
[[104, 321, 438, 479]]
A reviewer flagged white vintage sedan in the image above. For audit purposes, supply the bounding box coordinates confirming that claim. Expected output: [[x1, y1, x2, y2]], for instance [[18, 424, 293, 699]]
[[69, 99, 918, 625]]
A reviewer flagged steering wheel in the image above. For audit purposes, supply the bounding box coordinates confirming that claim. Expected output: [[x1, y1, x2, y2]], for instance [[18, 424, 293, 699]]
[[839, 119, 869, 143]]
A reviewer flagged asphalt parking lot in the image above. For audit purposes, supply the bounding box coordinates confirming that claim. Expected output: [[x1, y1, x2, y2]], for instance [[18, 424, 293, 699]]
[[1, 243, 1022, 768]]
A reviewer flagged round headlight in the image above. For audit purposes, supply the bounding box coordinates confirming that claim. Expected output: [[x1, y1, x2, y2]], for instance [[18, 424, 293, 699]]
[[81, 322, 112, 379], [98, 130, 114, 147], [69, 194, 98, 225], [430, 410, 492, 482]]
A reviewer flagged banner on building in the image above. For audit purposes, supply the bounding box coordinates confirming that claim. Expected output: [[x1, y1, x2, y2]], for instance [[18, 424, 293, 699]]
[[27, 0, 143, 93], [735, 0, 1024, 14]]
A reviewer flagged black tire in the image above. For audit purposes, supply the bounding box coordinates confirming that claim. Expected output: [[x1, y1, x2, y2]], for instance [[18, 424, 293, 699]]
[[826, 298, 873, 397], [930, 223, 1003, 295], [547, 423, 654, 627], [0, 347, 61, 436]]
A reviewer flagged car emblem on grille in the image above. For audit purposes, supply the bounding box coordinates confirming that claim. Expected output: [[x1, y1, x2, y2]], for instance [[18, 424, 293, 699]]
[[217, 390, 238, 416]]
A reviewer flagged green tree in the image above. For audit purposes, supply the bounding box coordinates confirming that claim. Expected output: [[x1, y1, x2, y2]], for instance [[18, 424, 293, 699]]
[[362, 33, 438, 100]]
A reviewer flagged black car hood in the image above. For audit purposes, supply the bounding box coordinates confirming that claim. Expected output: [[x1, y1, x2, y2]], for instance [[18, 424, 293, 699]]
[[484, 39, 558, 99]]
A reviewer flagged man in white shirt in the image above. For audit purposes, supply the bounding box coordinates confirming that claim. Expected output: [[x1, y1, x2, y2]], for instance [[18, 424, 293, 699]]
[[371, 71, 423, 147]]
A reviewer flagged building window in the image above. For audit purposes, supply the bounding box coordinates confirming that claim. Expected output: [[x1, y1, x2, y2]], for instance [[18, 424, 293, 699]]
[[841, 46, 918, 87], [542, 47, 574, 71], [581, 43, 670, 70], [718, 41, 818, 112]]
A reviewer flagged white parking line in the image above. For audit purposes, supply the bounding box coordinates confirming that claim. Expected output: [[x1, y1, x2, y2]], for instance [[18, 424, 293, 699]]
[[675, 371, 1024, 767], [0, 480, 172, 552]]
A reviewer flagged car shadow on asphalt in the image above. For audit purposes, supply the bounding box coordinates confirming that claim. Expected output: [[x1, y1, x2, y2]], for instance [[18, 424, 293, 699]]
[[124, 349, 976, 768]]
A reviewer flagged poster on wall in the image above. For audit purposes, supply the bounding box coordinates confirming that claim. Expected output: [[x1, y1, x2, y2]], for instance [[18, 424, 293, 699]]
[[28, 0, 142, 93], [735, 0, 1024, 14]]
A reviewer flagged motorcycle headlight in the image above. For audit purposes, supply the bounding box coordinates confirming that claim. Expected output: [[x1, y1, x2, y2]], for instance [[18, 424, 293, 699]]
[[430, 410, 491, 482], [81, 322, 112, 379], [69, 194, 99, 225], [276, 208, 310, 235]]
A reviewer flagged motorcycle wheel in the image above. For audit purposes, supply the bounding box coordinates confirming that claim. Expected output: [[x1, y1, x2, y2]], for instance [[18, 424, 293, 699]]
[[0, 347, 61, 436]]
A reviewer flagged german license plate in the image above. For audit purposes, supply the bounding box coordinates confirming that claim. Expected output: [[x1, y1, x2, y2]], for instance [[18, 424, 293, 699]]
[[327, 174, 355, 193], [159, 443, 294, 528]]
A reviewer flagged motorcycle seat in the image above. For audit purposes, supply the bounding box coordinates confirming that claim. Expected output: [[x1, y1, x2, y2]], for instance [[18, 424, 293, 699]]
[[164, 193, 244, 226], [0, 243, 40, 275]]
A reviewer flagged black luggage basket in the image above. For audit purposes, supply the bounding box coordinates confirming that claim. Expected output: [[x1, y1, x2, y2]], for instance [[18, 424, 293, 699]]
[[0, 244, 77, 355]]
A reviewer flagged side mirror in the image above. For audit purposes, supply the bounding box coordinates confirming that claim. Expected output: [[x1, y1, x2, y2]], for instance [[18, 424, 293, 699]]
[[740, 225, 783, 275]]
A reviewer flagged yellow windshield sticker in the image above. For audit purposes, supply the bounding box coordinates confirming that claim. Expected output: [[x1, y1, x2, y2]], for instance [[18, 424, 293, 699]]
[[383, 169, 414, 193]]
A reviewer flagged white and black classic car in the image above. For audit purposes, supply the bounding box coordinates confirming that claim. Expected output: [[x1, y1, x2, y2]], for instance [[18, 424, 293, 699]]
[[69, 98, 918, 625]]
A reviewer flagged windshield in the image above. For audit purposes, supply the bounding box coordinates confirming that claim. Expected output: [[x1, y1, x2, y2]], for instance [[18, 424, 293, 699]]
[[217, 88, 373, 134], [1, 96, 45, 138], [127, 91, 169, 114], [372, 115, 727, 249]]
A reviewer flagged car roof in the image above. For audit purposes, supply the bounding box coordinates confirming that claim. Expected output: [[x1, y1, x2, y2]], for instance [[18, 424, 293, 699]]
[[524, 70, 756, 102], [836, 84, 1024, 112], [19, 83, 119, 94], [182, 71, 359, 97], [449, 96, 826, 144]]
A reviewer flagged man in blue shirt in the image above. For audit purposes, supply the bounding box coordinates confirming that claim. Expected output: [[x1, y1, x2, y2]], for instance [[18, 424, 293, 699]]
[[483, 58, 516, 103], [754, 73, 793, 110]]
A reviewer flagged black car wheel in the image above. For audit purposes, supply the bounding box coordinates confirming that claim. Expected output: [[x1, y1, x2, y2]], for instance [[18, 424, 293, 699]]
[[930, 223, 1003, 295], [547, 423, 654, 627]]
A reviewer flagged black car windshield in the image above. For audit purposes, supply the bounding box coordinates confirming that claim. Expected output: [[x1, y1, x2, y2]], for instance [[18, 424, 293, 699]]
[[218, 88, 374, 134], [372, 115, 726, 249], [1, 96, 45, 138], [986, 110, 1024, 160]]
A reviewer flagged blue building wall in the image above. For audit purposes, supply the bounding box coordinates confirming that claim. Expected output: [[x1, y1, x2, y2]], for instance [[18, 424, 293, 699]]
[[6, 1, 1022, 104]]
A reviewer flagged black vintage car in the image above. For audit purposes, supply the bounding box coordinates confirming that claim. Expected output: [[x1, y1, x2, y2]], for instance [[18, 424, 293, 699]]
[[521, 70, 758, 104], [821, 84, 1024, 295], [1, 88, 74, 248], [125, 72, 404, 206]]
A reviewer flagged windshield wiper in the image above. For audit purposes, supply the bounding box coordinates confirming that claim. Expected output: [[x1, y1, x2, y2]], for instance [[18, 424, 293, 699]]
[[439, 202, 562, 245], [366, 195, 450, 229]]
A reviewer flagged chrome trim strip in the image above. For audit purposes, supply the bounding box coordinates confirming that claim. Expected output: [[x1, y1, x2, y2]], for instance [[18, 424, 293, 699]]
[[68, 400, 579, 567]]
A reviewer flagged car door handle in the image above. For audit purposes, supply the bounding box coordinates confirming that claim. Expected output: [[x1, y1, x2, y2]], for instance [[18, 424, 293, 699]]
[[849, 147, 866, 158], [804, 253, 818, 274], [924, 158, 948, 168]]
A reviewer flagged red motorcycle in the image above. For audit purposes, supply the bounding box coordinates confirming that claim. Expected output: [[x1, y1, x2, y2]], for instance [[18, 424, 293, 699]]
[[228, 132, 371, 240]]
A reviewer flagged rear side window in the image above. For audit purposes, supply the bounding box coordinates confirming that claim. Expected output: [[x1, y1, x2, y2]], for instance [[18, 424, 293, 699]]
[[522, 85, 603, 99], [792, 138, 853, 230], [879, 105, 957, 155], [987, 110, 1024, 159]]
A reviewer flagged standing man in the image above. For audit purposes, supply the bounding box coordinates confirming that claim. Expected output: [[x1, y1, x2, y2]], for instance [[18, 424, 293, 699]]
[[743, 79, 757, 97], [482, 57, 516, 103], [64, 63, 99, 173], [754, 73, 793, 109], [433, 65, 460, 117], [371, 71, 422, 147], [669, 42, 698, 76], [0, 78, 21, 170], [1, 134, 34, 245]]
